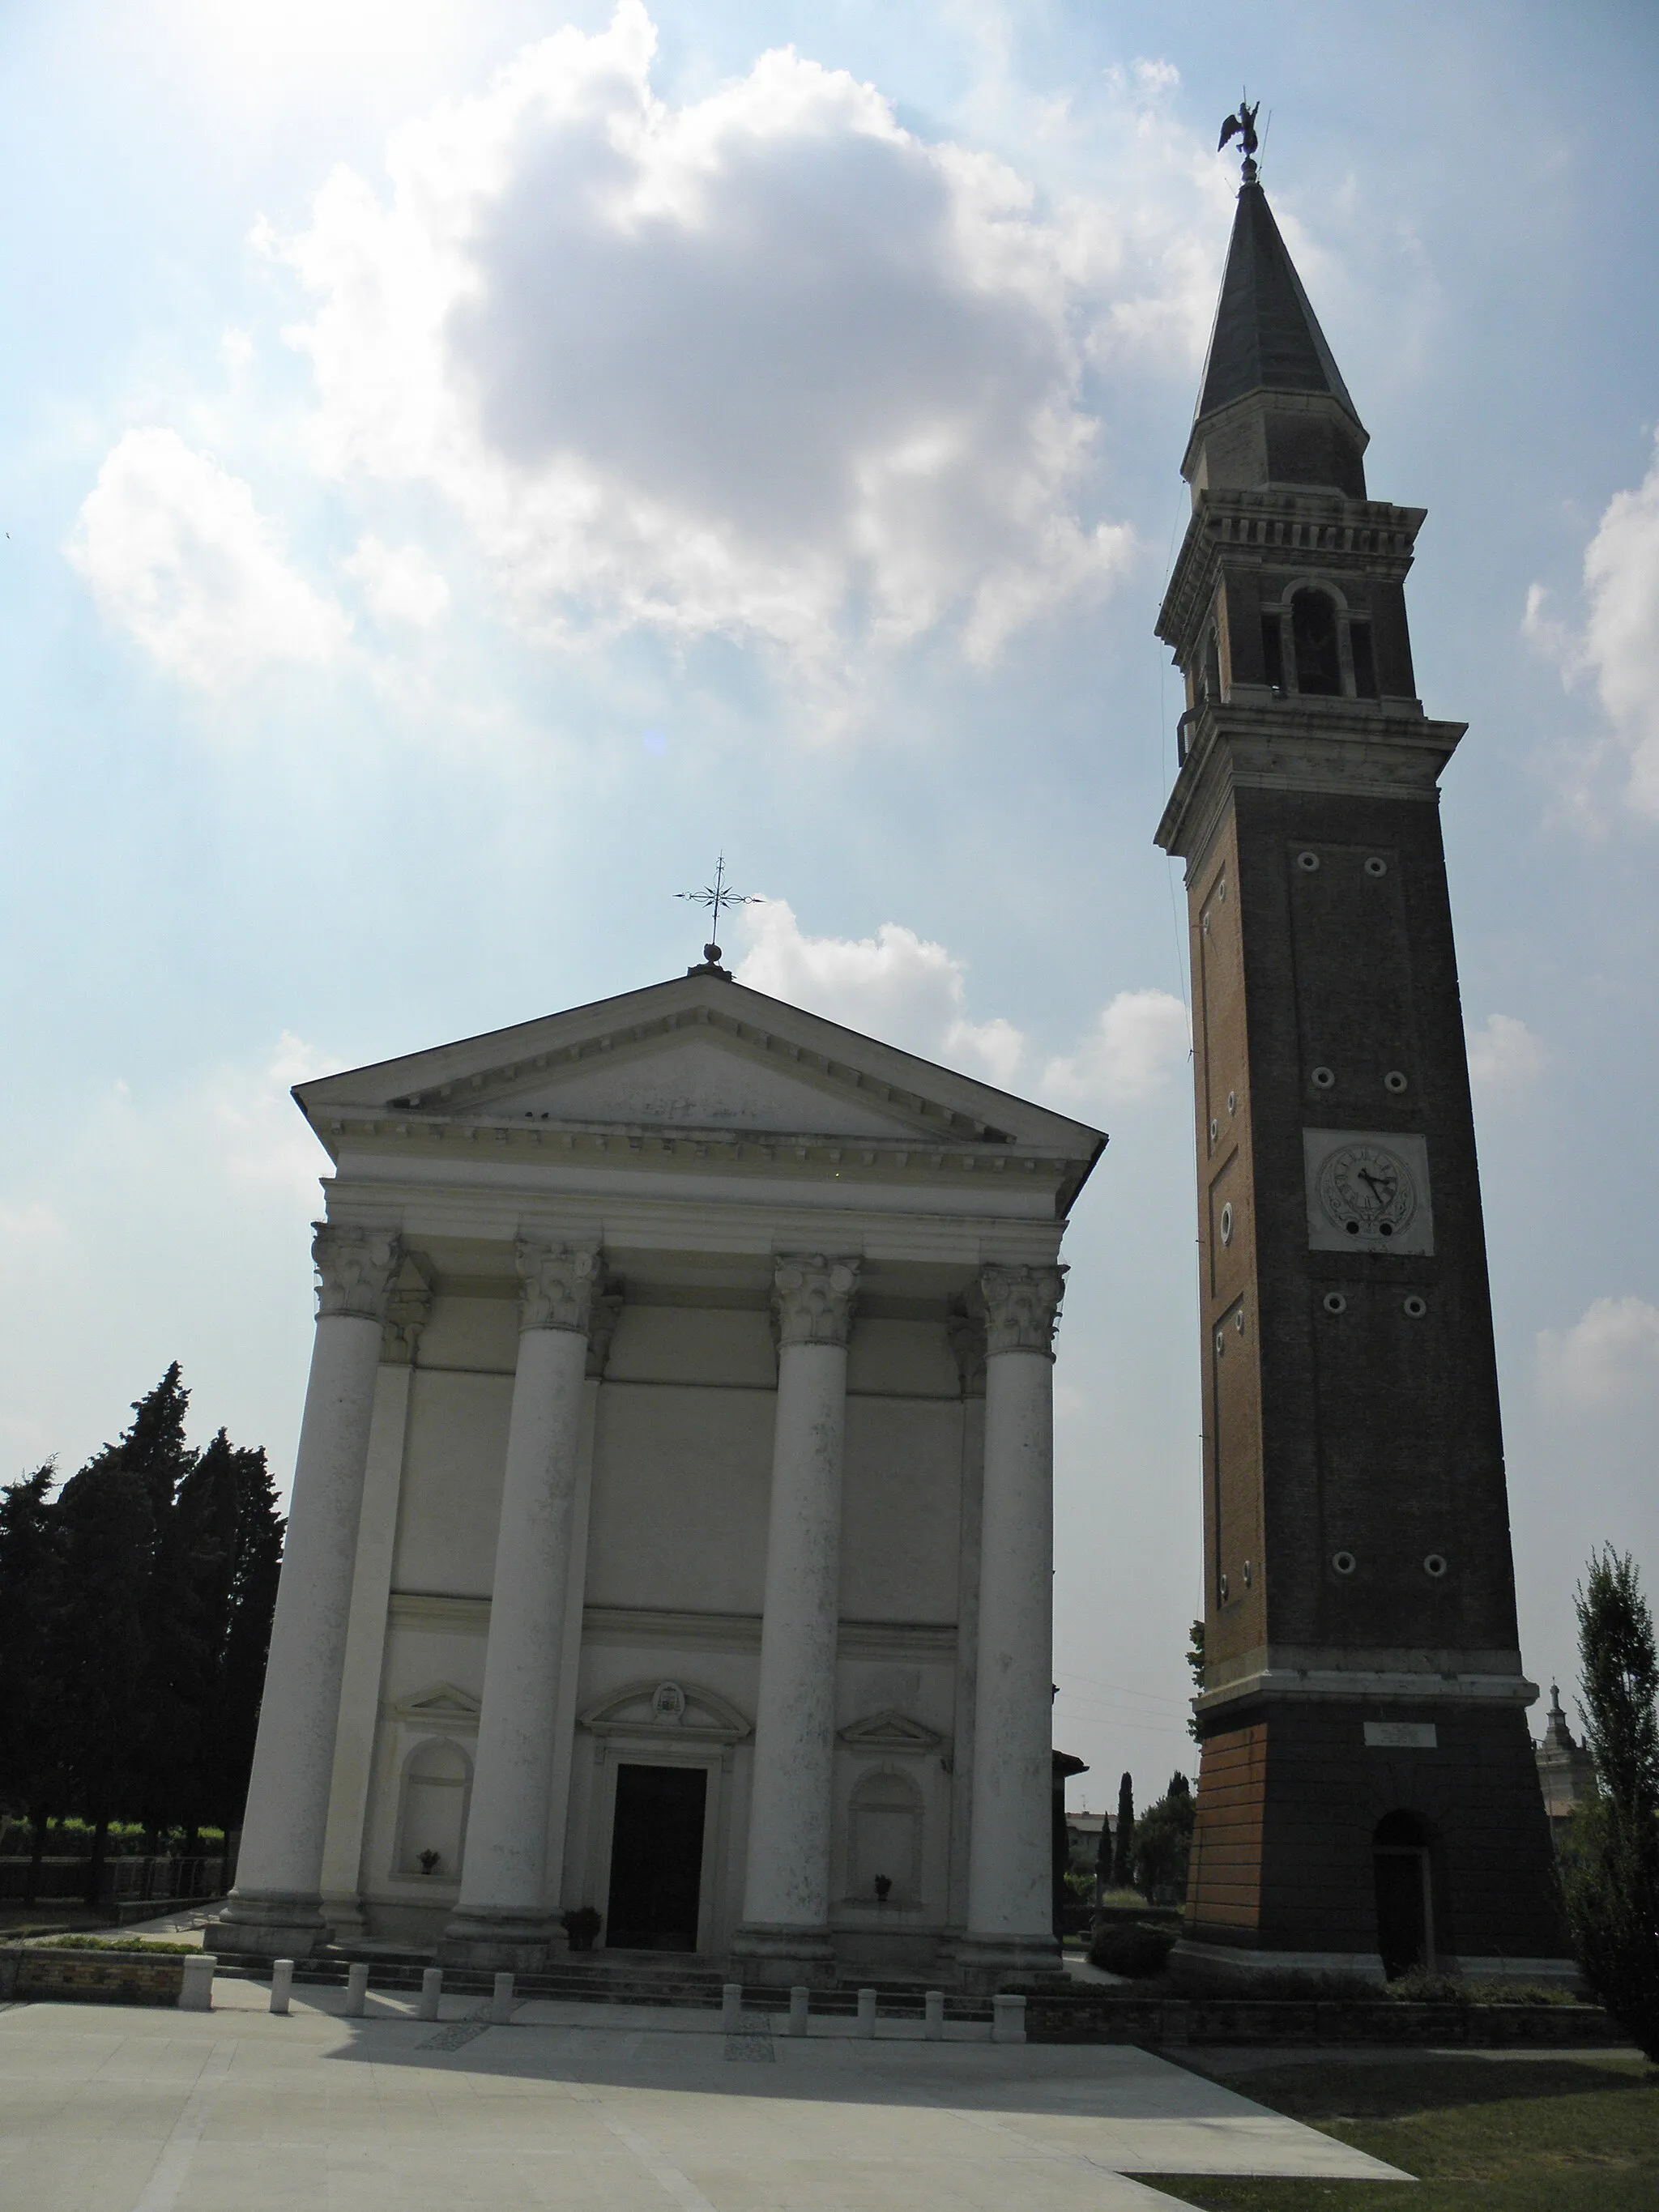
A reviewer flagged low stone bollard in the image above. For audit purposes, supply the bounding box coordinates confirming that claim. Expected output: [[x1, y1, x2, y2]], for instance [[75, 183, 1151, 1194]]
[[343, 1962, 369, 2018], [787, 1986, 809, 2037], [271, 1960, 294, 2016], [991, 1993, 1026, 2046], [418, 1967, 443, 2021], [924, 1989, 944, 2040], [856, 1988, 876, 2038], [177, 1956, 214, 2013], [488, 1971, 515, 2025], [721, 1983, 743, 2031]]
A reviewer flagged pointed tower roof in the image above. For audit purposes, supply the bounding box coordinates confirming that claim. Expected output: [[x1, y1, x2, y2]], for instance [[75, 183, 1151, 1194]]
[[1195, 177, 1361, 430]]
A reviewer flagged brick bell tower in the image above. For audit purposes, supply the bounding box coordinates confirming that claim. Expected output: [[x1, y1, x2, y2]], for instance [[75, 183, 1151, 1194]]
[[1153, 149, 1569, 1980]]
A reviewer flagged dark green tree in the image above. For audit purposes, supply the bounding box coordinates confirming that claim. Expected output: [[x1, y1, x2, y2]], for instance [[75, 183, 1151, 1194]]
[[1133, 1772, 1196, 1903], [1187, 1618, 1205, 1742], [1559, 1549, 1659, 2058], [0, 1464, 66, 1901], [50, 1455, 154, 1903], [116, 1366, 205, 1843], [1111, 1772, 1135, 1890], [177, 1431, 284, 1839]]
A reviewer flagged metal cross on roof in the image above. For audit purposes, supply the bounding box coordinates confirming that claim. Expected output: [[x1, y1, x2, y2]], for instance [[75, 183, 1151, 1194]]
[[676, 854, 761, 975]]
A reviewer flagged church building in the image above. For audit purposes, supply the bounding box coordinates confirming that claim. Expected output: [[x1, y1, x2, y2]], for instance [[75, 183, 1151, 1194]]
[[215, 957, 1103, 1989]]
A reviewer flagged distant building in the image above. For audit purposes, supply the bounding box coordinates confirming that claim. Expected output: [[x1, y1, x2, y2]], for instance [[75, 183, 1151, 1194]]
[[1534, 1685, 1597, 1835]]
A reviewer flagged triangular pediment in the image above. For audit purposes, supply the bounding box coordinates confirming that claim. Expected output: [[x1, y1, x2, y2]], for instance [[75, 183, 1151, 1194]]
[[838, 1709, 945, 1756], [393, 1681, 481, 1729], [294, 970, 1103, 1157]]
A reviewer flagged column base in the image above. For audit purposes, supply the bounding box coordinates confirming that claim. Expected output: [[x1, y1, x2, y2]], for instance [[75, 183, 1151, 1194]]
[[210, 1889, 330, 1959], [439, 1907, 567, 1973], [728, 1921, 836, 1987], [952, 1930, 1063, 1994], [321, 1891, 367, 1941]]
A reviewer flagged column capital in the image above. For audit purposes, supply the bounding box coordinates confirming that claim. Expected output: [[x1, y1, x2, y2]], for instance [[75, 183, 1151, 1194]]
[[979, 1263, 1066, 1358], [773, 1255, 860, 1349], [516, 1239, 602, 1336], [381, 1282, 433, 1366], [313, 1224, 402, 1322]]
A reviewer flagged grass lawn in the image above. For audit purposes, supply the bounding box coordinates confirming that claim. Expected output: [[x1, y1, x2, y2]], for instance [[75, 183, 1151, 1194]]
[[1139, 2052, 1659, 2211]]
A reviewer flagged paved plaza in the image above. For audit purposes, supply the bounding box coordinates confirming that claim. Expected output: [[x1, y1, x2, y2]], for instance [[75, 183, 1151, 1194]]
[[0, 1976, 1406, 2212]]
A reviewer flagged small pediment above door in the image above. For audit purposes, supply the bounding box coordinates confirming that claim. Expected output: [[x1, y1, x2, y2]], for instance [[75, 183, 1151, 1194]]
[[392, 1681, 481, 1730], [838, 1709, 945, 1756], [579, 1677, 751, 1745]]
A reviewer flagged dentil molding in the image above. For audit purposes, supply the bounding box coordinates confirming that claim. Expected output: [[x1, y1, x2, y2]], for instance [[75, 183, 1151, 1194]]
[[313, 1223, 402, 1322], [773, 1254, 861, 1348], [979, 1262, 1065, 1357]]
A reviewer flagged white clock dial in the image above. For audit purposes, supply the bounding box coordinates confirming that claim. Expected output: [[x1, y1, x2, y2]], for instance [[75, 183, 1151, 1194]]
[[1318, 1141, 1417, 1241]]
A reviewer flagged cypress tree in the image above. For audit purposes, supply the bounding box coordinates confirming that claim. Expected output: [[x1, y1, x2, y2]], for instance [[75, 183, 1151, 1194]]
[[1111, 1771, 1135, 1890], [51, 1455, 153, 1904], [1560, 1549, 1659, 2057], [117, 1366, 203, 1841], [0, 1465, 66, 1901], [180, 1432, 284, 1840]]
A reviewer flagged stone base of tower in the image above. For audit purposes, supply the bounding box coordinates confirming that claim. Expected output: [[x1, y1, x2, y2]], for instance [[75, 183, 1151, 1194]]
[[1179, 1698, 1572, 1980]]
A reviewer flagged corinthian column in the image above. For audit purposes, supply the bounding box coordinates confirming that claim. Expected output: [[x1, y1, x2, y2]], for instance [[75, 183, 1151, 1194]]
[[958, 1262, 1065, 1990], [216, 1223, 401, 1958], [731, 1255, 860, 1984], [442, 1240, 599, 1968]]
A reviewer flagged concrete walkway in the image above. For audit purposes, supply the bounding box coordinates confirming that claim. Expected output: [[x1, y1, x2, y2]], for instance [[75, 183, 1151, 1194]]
[[0, 1975, 1407, 2212]]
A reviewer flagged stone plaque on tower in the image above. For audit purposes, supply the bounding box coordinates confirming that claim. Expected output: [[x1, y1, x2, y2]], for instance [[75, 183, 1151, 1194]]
[[1152, 144, 1570, 1983]]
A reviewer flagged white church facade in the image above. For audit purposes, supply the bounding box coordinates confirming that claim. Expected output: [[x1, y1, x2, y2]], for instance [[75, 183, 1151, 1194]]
[[214, 965, 1103, 1988]]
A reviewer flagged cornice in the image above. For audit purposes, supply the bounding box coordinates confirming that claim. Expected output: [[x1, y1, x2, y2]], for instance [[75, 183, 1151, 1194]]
[[1158, 488, 1426, 661], [1155, 701, 1467, 872], [318, 1120, 1102, 1224]]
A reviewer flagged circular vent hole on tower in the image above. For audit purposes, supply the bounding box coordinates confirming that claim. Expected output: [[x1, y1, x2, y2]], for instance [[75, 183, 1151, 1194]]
[[1365, 856, 1388, 877], [1226, 1089, 1237, 1114], [1423, 1554, 1448, 1579], [1333, 1550, 1358, 1576], [1297, 850, 1321, 872], [1323, 1291, 1348, 1315], [1220, 1202, 1235, 1245], [1209, 1118, 1219, 1141], [1403, 1295, 1427, 1319], [1311, 1066, 1336, 1089], [1384, 1071, 1409, 1094]]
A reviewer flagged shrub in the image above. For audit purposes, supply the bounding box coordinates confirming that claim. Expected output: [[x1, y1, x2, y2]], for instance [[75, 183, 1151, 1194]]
[[1089, 1921, 1176, 1977], [33, 1934, 198, 1954]]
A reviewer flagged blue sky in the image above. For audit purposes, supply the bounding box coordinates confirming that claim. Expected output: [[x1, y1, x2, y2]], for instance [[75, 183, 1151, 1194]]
[[5, 0, 1659, 1803]]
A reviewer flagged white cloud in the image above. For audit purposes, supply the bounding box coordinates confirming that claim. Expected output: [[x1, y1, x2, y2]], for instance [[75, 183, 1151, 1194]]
[[1466, 1011, 1547, 1094], [345, 534, 452, 626], [0, 1032, 335, 1489], [736, 898, 1024, 1085], [734, 898, 1187, 1109], [257, 2, 1218, 686], [1039, 989, 1189, 1108], [1527, 432, 1659, 820], [1538, 1295, 1659, 1410], [68, 427, 350, 688]]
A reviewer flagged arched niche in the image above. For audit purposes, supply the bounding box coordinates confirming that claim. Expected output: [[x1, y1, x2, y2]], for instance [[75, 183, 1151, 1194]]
[[394, 1735, 472, 1884], [847, 1766, 923, 1907]]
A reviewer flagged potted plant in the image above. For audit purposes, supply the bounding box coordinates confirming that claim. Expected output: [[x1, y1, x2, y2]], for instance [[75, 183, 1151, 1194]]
[[417, 1850, 442, 1876], [873, 1875, 892, 1903], [561, 1906, 603, 1952]]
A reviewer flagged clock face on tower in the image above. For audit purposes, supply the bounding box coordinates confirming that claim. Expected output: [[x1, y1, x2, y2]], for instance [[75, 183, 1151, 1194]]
[[1303, 1128, 1435, 1254], [1318, 1142, 1417, 1240]]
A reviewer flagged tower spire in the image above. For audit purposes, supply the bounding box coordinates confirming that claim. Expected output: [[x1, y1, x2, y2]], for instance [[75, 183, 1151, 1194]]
[[1183, 168, 1368, 501]]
